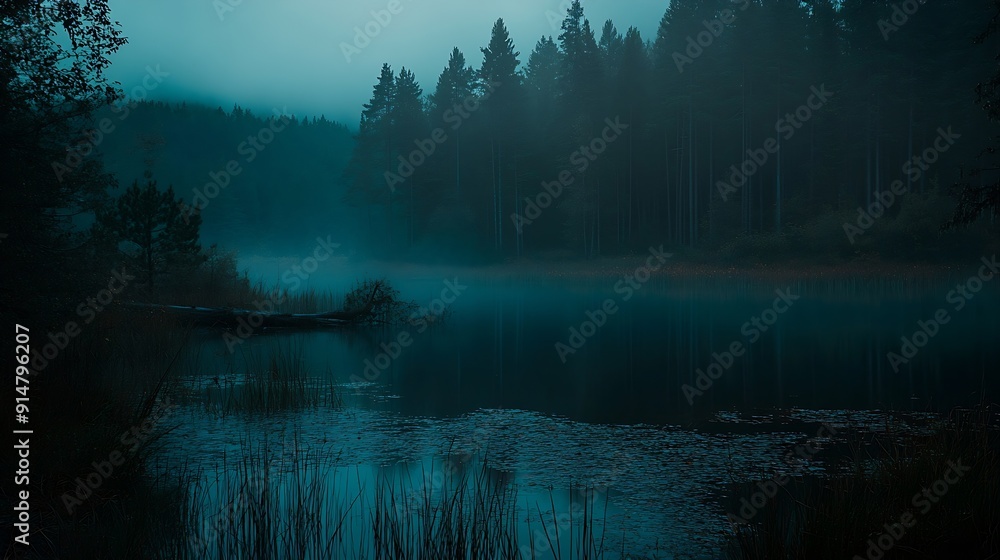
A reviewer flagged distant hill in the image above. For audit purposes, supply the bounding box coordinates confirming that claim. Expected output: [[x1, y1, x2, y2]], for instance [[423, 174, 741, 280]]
[[95, 101, 357, 255]]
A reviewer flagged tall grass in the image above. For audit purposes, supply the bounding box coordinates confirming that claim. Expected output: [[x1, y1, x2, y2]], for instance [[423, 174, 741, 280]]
[[143, 435, 626, 560], [239, 280, 345, 314], [203, 340, 340, 416], [369, 460, 522, 559], [153, 246, 339, 313]]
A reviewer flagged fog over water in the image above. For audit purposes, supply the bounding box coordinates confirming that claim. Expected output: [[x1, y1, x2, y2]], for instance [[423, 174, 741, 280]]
[[6, 0, 1000, 557]]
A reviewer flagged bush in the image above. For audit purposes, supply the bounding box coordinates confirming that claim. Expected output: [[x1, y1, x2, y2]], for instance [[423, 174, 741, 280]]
[[160, 244, 251, 307], [343, 279, 420, 326]]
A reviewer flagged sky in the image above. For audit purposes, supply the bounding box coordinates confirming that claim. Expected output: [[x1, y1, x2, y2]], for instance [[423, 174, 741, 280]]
[[104, 0, 667, 128]]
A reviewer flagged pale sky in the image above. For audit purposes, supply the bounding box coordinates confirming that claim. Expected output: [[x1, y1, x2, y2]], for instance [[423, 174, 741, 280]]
[[105, 0, 667, 127]]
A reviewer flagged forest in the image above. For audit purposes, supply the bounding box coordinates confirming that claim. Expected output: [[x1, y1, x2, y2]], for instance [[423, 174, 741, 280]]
[[4, 1, 1000, 559], [339, 0, 996, 260], [84, 0, 1000, 264]]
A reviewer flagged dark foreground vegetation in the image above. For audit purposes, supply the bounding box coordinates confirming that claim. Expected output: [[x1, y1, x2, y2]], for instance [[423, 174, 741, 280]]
[[3, 0, 1000, 559]]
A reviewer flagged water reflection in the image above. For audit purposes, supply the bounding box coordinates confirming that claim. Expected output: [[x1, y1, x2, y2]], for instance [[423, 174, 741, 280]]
[[165, 274, 998, 557]]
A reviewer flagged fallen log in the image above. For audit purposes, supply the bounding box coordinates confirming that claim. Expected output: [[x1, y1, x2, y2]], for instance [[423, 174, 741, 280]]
[[123, 303, 367, 329], [124, 280, 385, 330]]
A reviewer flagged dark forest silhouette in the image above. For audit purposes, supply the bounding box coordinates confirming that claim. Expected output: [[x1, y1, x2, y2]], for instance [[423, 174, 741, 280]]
[[341, 0, 998, 259]]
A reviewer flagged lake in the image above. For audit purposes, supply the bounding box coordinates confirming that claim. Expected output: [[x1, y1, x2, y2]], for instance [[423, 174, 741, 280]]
[[159, 261, 999, 558]]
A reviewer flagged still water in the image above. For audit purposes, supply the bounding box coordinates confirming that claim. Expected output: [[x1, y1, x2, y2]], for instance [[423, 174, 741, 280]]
[[160, 263, 999, 558]]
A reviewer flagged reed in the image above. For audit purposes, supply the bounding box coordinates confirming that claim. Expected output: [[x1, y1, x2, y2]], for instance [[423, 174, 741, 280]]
[[144, 435, 629, 560], [203, 340, 341, 416]]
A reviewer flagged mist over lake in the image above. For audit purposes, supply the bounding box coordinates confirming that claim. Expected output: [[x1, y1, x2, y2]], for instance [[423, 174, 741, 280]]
[[4, 1, 1000, 559]]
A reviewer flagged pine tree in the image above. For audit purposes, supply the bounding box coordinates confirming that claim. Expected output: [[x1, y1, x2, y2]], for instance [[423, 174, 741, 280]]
[[391, 67, 428, 248], [520, 36, 564, 254], [430, 48, 476, 126], [479, 18, 522, 252], [557, 3, 605, 255], [598, 20, 624, 80], [345, 64, 396, 248], [558, 2, 602, 112], [429, 48, 476, 199], [95, 177, 204, 292], [615, 27, 649, 246], [524, 36, 561, 118], [947, 0, 1000, 228]]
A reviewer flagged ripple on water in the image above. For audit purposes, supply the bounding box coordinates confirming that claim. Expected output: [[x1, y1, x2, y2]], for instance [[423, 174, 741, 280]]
[[160, 403, 941, 558]]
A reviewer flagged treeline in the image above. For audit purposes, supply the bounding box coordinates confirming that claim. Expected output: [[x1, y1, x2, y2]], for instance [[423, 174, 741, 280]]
[[345, 0, 998, 260], [95, 101, 356, 254]]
